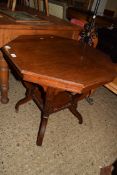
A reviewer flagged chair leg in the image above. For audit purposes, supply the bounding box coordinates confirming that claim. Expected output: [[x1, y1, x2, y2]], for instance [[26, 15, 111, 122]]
[[45, 0, 49, 16], [7, 0, 17, 11], [12, 0, 17, 11], [37, 0, 49, 16], [7, 0, 11, 8], [37, 0, 40, 12]]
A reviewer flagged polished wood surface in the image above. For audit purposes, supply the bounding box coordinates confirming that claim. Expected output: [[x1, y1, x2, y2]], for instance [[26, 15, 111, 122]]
[[0, 8, 81, 103], [2, 35, 116, 93], [1, 35, 117, 145]]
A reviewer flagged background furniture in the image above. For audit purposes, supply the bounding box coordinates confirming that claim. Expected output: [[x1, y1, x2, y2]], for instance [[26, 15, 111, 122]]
[[66, 7, 117, 27], [70, 0, 94, 11], [7, 0, 49, 15], [7, 0, 17, 11]]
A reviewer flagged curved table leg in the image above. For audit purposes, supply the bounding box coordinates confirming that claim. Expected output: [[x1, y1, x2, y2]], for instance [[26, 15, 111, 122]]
[[0, 51, 9, 104], [15, 95, 32, 112], [36, 115, 48, 146], [69, 105, 83, 124], [68, 93, 83, 124], [15, 83, 34, 112]]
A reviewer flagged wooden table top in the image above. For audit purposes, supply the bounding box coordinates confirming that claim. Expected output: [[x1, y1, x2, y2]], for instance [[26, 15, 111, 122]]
[[2, 35, 117, 93]]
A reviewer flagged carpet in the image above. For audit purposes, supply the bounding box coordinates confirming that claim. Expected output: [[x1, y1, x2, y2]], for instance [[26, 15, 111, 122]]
[[0, 73, 117, 175]]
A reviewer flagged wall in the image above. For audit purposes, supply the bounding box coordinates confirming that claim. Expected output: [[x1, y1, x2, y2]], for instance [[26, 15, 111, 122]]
[[92, 0, 117, 16], [91, 0, 107, 15], [106, 0, 117, 16]]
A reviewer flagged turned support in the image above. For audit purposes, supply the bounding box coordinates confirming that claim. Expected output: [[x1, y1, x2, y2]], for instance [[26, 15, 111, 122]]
[[0, 51, 9, 104], [68, 93, 83, 124], [36, 87, 55, 146], [15, 82, 35, 112]]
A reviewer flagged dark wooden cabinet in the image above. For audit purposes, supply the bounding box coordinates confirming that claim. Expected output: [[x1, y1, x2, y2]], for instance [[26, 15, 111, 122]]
[[68, 0, 94, 10]]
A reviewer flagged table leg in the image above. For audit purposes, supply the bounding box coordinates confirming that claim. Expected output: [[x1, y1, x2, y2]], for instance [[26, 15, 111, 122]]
[[68, 93, 83, 124], [36, 87, 54, 146], [69, 105, 83, 124], [15, 82, 34, 112], [0, 51, 9, 104]]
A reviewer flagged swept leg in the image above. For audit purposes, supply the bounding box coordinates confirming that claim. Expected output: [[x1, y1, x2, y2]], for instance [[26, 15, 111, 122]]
[[15, 94, 32, 112], [15, 83, 34, 112], [0, 51, 9, 104], [69, 105, 83, 124], [68, 93, 83, 124]]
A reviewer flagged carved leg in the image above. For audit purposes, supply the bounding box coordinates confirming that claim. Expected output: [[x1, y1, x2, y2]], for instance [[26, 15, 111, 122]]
[[69, 105, 83, 124], [15, 83, 34, 112], [7, 0, 10, 8], [12, 0, 17, 11], [36, 87, 54, 146], [36, 114, 48, 146], [0, 51, 9, 104], [68, 93, 83, 124]]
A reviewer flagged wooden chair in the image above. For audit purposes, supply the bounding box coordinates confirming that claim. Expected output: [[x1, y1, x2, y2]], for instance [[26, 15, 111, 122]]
[[7, 0, 28, 11], [7, 0, 17, 11], [7, 0, 49, 16]]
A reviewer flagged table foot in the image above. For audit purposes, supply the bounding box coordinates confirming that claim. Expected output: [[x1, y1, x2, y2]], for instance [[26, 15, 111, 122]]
[[0, 86, 9, 104], [15, 82, 35, 112], [69, 105, 83, 124], [15, 96, 32, 112], [0, 51, 9, 104], [36, 116, 48, 146], [85, 96, 94, 105], [1, 96, 9, 104]]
